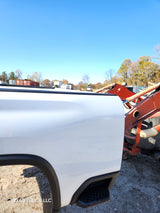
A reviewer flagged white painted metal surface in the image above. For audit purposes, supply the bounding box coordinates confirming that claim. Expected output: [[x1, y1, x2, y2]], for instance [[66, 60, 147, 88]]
[[0, 88, 124, 207]]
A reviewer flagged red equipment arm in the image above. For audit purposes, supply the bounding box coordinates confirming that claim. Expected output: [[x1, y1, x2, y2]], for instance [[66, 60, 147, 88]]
[[95, 83, 115, 93], [126, 83, 160, 102], [125, 85, 160, 134]]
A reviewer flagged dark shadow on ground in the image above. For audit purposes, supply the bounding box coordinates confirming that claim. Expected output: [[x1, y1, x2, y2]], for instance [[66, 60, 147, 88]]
[[22, 166, 52, 213]]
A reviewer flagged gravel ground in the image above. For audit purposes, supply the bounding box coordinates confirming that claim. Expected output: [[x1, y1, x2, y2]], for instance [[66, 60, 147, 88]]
[[0, 154, 160, 213]]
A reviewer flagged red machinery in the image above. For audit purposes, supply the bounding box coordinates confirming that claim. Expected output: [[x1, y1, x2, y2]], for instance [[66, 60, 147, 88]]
[[96, 83, 143, 102], [124, 83, 160, 157], [97, 83, 160, 159], [96, 83, 135, 100]]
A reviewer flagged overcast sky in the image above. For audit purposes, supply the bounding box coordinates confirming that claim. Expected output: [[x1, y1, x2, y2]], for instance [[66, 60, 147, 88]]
[[0, 0, 160, 84]]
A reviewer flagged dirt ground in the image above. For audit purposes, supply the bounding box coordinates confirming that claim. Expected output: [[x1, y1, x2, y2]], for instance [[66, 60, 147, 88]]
[[0, 154, 160, 213]]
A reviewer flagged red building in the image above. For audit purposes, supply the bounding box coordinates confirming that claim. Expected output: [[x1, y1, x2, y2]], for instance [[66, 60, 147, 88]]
[[15, 79, 39, 87]]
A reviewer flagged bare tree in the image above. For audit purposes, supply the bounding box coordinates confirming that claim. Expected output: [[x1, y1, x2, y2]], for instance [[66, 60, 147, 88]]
[[82, 74, 90, 89], [106, 69, 114, 82], [155, 44, 160, 56], [31, 72, 42, 82], [152, 44, 160, 64], [15, 69, 22, 79], [82, 74, 90, 84]]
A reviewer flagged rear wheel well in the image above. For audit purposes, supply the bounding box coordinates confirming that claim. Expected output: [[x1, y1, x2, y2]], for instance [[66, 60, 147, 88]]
[[0, 154, 61, 212]]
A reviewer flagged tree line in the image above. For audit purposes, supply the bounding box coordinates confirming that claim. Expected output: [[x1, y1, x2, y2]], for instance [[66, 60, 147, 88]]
[[78, 53, 160, 90], [1, 49, 160, 89], [0, 70, 71, 87], [117, 56, 160, 86], [0, 70, 22, 82]]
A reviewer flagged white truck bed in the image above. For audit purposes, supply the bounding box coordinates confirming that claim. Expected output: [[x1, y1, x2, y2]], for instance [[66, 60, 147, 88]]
[[0, 86, 124, 212]]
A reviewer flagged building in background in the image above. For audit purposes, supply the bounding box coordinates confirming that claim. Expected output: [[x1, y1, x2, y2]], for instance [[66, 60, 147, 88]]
[[61, 83, 73, 90], [9, 80, 16, 85], [15, 79, 39, 87], [0, 81, 7, 85], [1, 78, 75, 89], [53, 80, 63, 88]]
